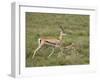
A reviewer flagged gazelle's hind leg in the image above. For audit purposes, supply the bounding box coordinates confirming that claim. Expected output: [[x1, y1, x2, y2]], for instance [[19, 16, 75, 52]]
[[48, 47, 55, 58], [32, 43, 44, 59]]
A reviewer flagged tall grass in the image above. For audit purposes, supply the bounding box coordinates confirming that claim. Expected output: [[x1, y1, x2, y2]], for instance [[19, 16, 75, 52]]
[[26, 12, 89, 67]]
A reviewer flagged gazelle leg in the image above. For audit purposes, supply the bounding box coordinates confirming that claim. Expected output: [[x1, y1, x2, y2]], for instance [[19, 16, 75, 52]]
[[48, 47, 55, 58], [32, 43, 43, 59], [57, 47, 64, 58]]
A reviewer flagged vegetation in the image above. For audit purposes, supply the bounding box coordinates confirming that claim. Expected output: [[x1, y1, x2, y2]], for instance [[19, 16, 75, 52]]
[[26, 12, 89, 67]]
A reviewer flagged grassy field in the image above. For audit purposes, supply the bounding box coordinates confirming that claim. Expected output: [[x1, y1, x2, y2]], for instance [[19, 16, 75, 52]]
[[25, 12, 89, 67]]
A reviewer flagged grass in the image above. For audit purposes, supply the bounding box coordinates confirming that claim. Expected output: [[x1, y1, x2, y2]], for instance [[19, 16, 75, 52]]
[[25, 12, 89, 67]]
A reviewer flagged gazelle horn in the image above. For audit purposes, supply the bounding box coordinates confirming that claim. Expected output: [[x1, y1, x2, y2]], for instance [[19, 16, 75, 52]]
[[59, 25, 65, 33]]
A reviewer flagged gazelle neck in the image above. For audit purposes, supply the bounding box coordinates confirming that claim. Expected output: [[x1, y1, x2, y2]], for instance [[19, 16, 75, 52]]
[[59, 31, 63, 41]]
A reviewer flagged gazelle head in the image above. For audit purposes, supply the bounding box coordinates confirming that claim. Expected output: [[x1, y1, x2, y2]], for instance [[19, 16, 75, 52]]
[[59, 25, 66, 40], [60, 31, 66, 36]]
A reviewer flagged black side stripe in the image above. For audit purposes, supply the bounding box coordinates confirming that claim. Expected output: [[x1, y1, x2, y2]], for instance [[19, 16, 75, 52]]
[[40, 40, 41, 43], [45, 41, 56, 45]]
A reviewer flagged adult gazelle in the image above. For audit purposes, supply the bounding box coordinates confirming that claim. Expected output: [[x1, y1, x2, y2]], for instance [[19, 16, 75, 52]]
[[32, 26, 66, 59]]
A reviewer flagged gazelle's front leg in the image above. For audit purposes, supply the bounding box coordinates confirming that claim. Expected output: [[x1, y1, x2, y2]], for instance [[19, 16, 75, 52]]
[[32, 43, 43, 59], [57, 46, 64, 58]]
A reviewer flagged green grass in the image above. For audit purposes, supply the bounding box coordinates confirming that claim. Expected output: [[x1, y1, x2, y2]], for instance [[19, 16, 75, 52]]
[[25, 12, 89, 67]]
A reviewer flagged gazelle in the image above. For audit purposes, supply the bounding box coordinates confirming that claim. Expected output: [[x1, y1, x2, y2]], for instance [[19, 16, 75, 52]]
[[32, 26, 66, 59]]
